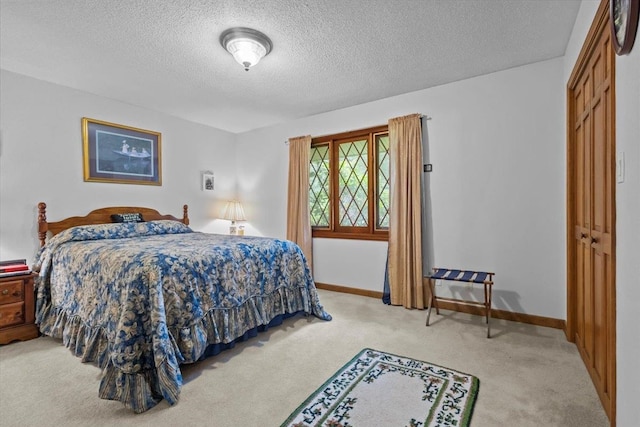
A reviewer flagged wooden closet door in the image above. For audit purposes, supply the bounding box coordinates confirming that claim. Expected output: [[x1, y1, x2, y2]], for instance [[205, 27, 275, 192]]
[[568, 2, 615, 422], [588, 33, 615, 411], [574, 70, 591, 364]]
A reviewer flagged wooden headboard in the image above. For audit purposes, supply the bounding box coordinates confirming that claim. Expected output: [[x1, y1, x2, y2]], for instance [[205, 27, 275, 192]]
[[37, 202, 189, 247]]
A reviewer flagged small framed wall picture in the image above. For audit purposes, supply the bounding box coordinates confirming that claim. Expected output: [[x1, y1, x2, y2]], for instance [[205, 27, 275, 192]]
[[202, 172, 214, 191]]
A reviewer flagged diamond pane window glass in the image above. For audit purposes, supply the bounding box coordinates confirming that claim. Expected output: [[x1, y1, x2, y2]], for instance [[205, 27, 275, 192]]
[[376, 134, 390, 229], [309, 125, 389, 241], [338, 139, 368, 227], [309, 144, 330, 227]]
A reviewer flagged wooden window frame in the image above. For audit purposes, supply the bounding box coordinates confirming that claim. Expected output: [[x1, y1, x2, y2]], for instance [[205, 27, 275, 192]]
[[311, 125, 389, 242]]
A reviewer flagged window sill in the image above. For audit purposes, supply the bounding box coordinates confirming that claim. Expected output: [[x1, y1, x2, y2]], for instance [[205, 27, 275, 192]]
[[311, 231, 388, 242]]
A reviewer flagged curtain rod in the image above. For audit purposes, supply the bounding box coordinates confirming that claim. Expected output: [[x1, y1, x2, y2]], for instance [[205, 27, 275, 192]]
[[284, 115, 431, 144]]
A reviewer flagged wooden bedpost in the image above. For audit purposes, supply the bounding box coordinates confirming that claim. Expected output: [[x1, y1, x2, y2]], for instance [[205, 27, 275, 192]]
[[183, 204, 190, 226], [38, 202, 48, 247]]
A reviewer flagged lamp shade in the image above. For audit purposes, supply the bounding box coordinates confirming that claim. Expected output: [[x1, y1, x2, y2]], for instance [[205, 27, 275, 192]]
[[221, 201, 246, 222], [220, 27, 272, 71]]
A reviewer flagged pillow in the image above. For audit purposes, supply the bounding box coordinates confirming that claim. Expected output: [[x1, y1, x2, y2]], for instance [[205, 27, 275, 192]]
[[111, 213, 144, 223]]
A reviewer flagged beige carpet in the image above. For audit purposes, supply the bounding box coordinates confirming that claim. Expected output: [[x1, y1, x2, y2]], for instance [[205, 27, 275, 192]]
[[0, 289, 608, 427]]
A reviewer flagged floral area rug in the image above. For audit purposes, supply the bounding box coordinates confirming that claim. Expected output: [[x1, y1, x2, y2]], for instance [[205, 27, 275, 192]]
[[281, 348, 479, 427]]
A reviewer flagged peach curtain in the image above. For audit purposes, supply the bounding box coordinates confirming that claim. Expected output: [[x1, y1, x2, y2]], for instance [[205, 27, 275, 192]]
[[286, 135, 313, 272], [388, 114, 425, 308]]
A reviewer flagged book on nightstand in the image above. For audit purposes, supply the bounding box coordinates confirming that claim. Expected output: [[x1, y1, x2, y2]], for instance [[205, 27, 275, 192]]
[[0, 259, 32, 277]]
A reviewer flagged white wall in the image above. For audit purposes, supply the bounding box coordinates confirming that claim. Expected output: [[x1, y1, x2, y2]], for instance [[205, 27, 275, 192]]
[[614, 47, 640, 427], [0, 70, 238, 264], [236, 57, 566, 319], [564, 1, 640, 425]]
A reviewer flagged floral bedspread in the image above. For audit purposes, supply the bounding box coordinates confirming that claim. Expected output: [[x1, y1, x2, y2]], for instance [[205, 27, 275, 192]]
[[34, 220, 331, 413]]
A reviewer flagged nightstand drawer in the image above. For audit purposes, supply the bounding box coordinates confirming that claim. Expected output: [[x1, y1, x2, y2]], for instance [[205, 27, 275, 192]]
[[0, 280, 24, 305], [0, 272, 37, 344], [0, 302, 25, 328]]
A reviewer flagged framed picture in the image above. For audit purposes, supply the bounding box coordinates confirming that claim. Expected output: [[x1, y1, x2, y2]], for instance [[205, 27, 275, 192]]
[[82, 117, 161, 185], [202, 171, 215, 191]]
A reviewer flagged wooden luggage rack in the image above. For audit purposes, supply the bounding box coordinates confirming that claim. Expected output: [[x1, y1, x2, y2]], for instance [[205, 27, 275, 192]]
[[426, 268, 494, 338]]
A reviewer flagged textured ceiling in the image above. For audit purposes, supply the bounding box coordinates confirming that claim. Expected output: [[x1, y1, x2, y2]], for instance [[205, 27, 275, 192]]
[[0, 0, 581, 133]]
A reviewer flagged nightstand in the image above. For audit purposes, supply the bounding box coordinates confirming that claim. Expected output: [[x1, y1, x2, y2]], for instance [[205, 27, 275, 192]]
[[0, 273, 38, 344]]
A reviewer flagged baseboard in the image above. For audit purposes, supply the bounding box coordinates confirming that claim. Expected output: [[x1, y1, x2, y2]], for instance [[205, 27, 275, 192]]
[[315, 282, 383, 299], [434, 300, 566, 330], [314, 282, 566, 330]]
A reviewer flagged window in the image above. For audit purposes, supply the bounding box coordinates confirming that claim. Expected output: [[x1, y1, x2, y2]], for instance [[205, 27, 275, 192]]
[[309, 125, 389, 241]]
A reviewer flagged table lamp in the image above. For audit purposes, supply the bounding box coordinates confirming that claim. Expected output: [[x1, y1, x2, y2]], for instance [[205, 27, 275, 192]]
[[221, 200, 246, 235]]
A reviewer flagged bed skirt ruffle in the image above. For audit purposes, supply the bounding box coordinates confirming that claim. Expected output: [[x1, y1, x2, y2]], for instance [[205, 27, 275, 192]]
[[36, 285, 331, 413]]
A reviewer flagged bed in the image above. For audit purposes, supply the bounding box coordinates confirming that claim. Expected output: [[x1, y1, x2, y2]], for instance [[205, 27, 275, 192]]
[[33, 202, 331, 413]]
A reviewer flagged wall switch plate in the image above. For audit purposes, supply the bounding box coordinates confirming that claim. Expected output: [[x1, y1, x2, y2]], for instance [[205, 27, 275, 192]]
[[424, 164, 432, 172], [616, 151, 625, 183]]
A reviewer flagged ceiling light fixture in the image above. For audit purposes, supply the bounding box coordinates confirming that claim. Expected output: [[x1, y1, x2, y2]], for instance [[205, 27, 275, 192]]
[[220, 27, 272, 71]]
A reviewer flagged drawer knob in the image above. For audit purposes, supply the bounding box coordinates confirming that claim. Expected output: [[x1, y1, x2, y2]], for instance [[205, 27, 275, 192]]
[[1, 289, 8, 296]]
